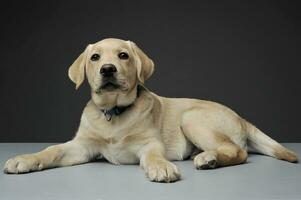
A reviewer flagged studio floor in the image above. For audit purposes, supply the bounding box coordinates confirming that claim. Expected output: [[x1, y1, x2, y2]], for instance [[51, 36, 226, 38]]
[[0, 143, 300, 200]]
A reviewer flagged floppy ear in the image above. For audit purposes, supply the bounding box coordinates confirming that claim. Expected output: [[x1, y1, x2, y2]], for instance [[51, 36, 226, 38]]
[[68, 45, 90, 89], [128, 41, 154, 84]]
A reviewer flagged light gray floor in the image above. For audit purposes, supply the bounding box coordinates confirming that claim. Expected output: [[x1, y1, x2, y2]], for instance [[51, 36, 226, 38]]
[[0, 143, 300, 200]]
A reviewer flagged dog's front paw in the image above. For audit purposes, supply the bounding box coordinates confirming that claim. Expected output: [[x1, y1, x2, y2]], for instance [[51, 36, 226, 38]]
[[4, 155, 43, 174], [145, 160, 181, 183]]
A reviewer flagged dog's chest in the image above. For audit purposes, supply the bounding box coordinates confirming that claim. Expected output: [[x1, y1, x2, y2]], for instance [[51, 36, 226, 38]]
[[101, 142, 138, 164], [84, 117, 140, 164], [92, 130, 140, 164]]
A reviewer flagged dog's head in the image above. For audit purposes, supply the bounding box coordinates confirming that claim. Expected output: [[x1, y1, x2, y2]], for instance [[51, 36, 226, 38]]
[[68, 38, 154, 94]]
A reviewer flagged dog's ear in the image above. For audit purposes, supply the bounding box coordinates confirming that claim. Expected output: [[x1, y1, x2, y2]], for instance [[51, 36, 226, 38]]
[[128, 41, 154, 84], [68, 45, 91, 89]]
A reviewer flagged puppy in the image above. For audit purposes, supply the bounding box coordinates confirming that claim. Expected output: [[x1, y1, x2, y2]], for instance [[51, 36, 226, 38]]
[[4, 38, 298, 182]]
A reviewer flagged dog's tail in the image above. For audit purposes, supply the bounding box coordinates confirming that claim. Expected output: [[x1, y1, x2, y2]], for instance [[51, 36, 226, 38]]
[[244, 120, 298, 163]]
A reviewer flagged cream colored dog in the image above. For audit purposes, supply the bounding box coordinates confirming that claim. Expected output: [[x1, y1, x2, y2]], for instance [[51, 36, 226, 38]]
[[4, 38, 298, 182]]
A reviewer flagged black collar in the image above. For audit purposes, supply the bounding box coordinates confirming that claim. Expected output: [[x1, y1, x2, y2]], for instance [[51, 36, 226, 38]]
[[100, 85, 142, 121], [101, 105, 132, 121]]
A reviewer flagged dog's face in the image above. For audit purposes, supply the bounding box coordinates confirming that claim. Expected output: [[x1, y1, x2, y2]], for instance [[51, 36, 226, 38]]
[[68, 38, 154, 94]]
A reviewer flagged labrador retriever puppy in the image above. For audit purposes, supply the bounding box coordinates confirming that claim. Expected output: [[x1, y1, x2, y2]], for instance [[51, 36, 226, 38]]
[[4, 38, 298, 182]]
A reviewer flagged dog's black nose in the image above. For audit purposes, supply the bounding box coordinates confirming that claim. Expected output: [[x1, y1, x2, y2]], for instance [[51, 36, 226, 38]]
[[100, 64, 117, 77]]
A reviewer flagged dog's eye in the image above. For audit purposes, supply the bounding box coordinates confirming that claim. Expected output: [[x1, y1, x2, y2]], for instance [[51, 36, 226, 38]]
[[91, 54, 100, 61], [118, 52, 129, 60]]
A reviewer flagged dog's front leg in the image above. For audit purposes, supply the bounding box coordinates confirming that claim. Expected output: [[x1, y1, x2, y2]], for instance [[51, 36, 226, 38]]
[[138, 142, 181, 183], [4, 139, 94, 174]]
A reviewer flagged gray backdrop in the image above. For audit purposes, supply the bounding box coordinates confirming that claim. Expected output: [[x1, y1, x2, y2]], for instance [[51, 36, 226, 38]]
[[0, 1, 300, 142]]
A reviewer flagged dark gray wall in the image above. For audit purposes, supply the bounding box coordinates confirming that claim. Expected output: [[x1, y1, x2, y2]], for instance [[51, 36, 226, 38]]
[[1, 1, 300, 142]]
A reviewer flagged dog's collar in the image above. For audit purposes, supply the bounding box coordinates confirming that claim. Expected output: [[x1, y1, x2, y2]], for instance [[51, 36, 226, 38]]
[[101, 105, 132, 121], [100, 85, 142, 121]]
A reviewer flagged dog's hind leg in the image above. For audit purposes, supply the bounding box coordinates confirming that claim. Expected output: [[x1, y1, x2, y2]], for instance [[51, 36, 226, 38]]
[[184, 127, 247, 169], [181, 111, 247, 169]]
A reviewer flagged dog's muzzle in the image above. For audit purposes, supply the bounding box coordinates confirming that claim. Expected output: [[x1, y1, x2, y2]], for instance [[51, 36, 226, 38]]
[[98, 64, 120, 90]]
